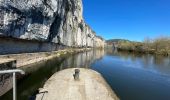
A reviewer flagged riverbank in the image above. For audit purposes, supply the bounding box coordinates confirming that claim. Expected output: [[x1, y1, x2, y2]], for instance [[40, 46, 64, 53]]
[[107, 37, 170, 56], [117, 48, 170, 56], [0, 48, 92, 68]]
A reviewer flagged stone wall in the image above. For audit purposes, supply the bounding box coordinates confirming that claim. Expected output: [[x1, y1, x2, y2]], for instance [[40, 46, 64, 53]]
[[0, 36, 66, 55]]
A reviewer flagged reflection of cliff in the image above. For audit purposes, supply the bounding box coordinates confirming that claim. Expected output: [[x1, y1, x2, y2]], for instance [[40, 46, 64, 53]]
[[61, 49, 105, 68]]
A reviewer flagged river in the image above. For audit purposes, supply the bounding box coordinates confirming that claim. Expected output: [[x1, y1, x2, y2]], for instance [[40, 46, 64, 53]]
[[1, 49, 170, 100]]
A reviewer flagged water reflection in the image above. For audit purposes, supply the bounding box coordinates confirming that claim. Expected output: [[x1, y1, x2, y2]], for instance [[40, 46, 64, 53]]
[[61, 49, 105, 68], [0, 49, 105, 100], [106, 49, 170, 75], [1, 49, 169, 100], [91, 49, 170, 100]]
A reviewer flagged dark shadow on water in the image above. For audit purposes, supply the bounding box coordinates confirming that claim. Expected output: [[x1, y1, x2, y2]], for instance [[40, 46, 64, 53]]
[[0, 56, 66, 100]]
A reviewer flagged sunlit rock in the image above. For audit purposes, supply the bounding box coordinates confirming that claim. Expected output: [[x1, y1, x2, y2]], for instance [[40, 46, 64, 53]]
[[0, 0, 105, 48]]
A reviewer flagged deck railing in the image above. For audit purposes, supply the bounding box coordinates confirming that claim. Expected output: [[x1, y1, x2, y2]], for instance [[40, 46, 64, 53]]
[[0, 69, 25, 100]]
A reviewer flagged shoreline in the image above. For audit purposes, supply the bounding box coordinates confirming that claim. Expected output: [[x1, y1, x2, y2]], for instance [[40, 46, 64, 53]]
[[117, 48, 170, 56], [0, 48, 92, 68]]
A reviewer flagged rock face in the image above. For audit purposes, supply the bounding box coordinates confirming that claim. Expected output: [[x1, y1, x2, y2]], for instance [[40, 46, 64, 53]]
[[0, 0, 105, 48]]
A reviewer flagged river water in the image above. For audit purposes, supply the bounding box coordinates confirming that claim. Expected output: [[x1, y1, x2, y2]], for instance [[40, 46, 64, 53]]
[[1, 49, 170, 100]]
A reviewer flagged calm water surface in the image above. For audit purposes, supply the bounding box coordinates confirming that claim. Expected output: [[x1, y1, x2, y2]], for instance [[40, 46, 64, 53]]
[[91, 49, 170, 100], [1, 49, 170, 100]]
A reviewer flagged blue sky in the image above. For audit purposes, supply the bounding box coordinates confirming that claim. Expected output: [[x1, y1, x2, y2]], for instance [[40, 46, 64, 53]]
[[83, 0, 170, 41]]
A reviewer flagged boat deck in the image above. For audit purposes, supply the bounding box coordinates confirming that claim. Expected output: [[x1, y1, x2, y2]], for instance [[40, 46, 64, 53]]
[[36, 68, 119, 100]]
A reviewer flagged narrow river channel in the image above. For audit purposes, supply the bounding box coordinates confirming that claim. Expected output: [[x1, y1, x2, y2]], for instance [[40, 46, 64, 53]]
[[1, 49, 170, 100]]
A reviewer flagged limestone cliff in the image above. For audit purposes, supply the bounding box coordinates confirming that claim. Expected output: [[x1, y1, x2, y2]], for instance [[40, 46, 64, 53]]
[[0, 0, 105, 48]]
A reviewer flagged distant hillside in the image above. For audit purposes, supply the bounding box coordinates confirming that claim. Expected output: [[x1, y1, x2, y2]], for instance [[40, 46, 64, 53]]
[[106, 39, 130, 44]]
